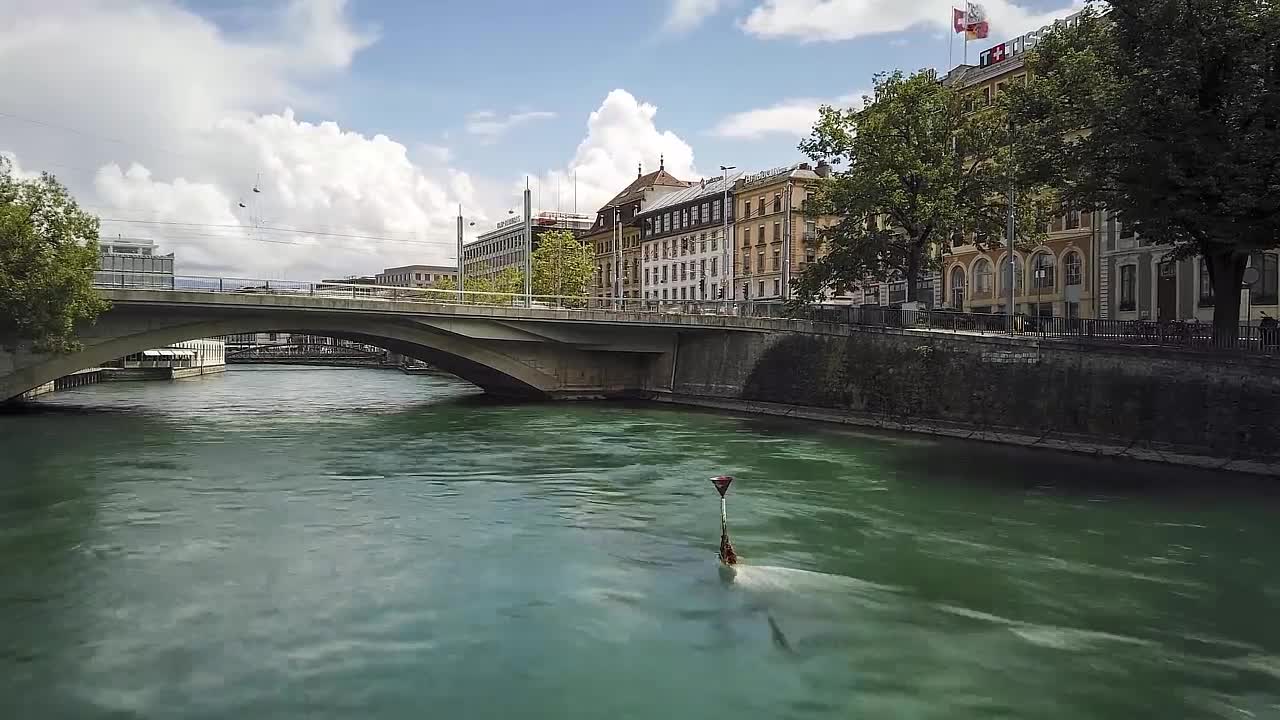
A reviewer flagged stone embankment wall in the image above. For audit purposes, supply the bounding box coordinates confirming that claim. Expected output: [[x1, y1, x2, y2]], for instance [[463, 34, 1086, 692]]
[[661, 325, 1280, 475]]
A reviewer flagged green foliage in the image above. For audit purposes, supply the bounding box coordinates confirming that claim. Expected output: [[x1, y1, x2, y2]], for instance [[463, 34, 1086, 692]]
[[531, 229, 593, 300], [1008, 1, 1280, 336], [794, 69, 1052, 306], [0, 157, 109, 352], [430, 266, 525, 305]]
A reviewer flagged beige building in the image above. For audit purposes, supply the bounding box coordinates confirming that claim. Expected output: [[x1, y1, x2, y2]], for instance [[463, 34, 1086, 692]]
[[940, 10, 1100, 318], [732, 162, 832, 301], [584, 161, 690, 299]]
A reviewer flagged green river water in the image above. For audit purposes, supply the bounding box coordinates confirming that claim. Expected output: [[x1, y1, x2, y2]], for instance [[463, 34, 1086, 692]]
[[1, 366, 1278, 719]]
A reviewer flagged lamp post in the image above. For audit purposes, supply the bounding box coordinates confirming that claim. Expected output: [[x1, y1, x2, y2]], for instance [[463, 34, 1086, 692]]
[[720, 165, 736, 304], [1034, 266, 1048, 331], [524, 180, 533, 308], [456, 206, 476, 304]]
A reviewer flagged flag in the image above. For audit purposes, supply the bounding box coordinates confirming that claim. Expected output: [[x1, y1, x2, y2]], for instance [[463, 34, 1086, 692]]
[[964, 2, 989, 40], [953, 7, 967, 34]]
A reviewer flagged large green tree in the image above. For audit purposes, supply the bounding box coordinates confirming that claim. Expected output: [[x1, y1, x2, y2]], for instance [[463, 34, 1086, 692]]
[[0, 157, 108, 352], [795, 69, 1051, 305], [531, 229, 593, 299], [430, 267, 525, 305], [1008, 1, 1280, 340]]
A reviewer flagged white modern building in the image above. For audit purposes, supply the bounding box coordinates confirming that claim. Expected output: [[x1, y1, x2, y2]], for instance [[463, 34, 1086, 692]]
[[95, 236, 174, 288], [464, 212, 594, 282], [637, 171, 742, 302]]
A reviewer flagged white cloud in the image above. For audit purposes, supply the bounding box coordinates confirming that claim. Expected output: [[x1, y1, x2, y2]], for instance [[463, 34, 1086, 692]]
[[532, 90, 700, 216], [464, 110, 558, 143], [666, 0, 729, 31], [0, 0, 478, 279], [741, 0, 1082, 42], [711, 91, 865, 140]]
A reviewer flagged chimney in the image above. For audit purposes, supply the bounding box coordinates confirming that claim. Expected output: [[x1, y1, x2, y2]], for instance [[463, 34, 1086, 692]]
[[815, 160, 832, 178], [659, 154, 665, 171], [637, 163, 642, 178]]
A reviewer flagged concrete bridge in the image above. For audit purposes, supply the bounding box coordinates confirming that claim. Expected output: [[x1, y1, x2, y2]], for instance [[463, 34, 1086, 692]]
[[0, 286, 780, 402]]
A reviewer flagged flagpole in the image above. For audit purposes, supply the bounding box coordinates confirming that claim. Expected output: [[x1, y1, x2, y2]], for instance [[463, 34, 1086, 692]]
[[948, 13, 955, 71]]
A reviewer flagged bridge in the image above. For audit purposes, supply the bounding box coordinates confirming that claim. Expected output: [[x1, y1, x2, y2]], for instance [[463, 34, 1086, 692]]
[[0, 278, 791, 402], [226, 341, 393, 367]]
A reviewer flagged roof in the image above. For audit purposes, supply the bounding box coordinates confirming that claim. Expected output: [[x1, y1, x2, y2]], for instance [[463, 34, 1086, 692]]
[[601, 166, 691, 210], [639, 170, 745, 216], [735, 163, 824, 192]]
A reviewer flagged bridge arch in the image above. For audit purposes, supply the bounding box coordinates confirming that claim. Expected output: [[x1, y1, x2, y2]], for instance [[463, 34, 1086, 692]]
[[2, 314, 559, 401]]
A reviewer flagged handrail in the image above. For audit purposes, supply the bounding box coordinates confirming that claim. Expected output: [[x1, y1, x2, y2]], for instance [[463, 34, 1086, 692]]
[[92, 276, 1280, 355]]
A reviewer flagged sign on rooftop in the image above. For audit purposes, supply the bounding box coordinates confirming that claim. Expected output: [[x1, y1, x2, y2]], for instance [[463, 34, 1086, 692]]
[[979, 10, 1082, 68]]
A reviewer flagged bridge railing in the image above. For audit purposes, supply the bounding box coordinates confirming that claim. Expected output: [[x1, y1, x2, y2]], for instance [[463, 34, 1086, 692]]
[[93, 276, 1279, 354]]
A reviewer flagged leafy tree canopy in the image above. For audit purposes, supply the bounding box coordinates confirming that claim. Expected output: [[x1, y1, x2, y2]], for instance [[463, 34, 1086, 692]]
[[0, 157, 108, 352], [1008, 0, 1280, 336], [531, 229, 593, 298], [795, 69, 1052, 305]]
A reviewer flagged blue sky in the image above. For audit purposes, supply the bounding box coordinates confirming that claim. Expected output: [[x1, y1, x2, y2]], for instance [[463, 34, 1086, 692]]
[[191, 0, 1079, 184], [1, 0, 1079, 278]]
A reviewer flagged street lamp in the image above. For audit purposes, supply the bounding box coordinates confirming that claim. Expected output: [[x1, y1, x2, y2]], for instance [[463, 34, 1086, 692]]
[[1034, 266, 1048, 332], [720, 165, 736, 304], [456, 205, 476, 303]]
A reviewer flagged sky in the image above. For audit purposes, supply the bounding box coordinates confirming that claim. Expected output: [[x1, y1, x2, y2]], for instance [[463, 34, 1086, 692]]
[[0, 0, 1080, 280]]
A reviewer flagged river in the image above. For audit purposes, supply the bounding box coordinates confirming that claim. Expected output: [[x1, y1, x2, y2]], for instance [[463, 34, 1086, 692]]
[[1, 366, 1278, 718]]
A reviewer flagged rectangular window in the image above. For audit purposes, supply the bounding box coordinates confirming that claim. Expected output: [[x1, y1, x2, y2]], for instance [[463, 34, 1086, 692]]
[[713, 200, 722, 221], [757, 250, 765, 271], [663, 289, 669, 299], [701, 203, 710, 224], [774, 279, 781, 296], [743, 227, 752, 247], [982, 86, 992, 106], [1120, 265, 1137, 311], [1064, 208, 1081, 230], [742, 200, 751, 219], [682, 209, 689, 228], [711, 234, 718, 251], [700, 259, 707, 278], [711, 257, 718, 276], [680, 287, 687, 300], [743, 254, 751, 273], [1199, 259, 1214, 306], [758, 280, 765, 297], [757, 225, 765, 244], [681, 263, 687, 281], [772, 247, 781, 271], [772, 222, 781, 241], [644, 268, 650, 285], [1251, 252, 1279, 305], [662, 266, 668, 283]]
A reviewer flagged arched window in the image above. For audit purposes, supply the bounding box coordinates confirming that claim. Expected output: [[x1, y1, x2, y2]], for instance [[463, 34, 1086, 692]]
[[1250, 251, 1279, 305], [950, 266, 967, 308], [1064, 251, 1083, 286], [973, 258, 994, 295], [1000, 254, 1025, 295], [1032, 252, 1056, 290]]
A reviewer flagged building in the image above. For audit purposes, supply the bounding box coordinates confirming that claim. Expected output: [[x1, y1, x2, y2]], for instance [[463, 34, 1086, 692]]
[[95, 236, 174, 288], [376, 264, 456, 288], [732, 162, 833, 302], [1097, 223, 1280, 324], [940, 10, 1100, 318], [637, 171, 740, 301], [464, 212, 594, 283], [583, 160, 691, 299]]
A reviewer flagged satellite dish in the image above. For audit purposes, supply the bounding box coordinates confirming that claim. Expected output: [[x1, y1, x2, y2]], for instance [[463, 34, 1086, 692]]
[[1243, 266, 1262, 288]]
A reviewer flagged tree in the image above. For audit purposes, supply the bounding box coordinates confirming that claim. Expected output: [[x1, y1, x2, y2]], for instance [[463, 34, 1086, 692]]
[[429, 267, 524, 305], [0, 157, 108, 352], [794, 69, 1051, 306], [1008, 1, 1280, 341], [531, 229, 592, 299]]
